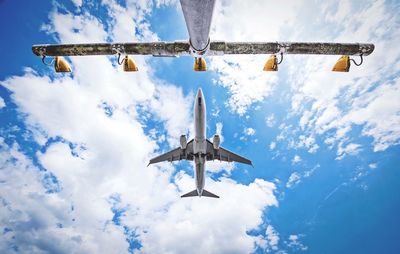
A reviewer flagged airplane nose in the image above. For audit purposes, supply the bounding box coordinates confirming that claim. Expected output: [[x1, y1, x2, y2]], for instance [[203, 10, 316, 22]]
[[197, 88, 203, 98], [196, 88, 203, 106]]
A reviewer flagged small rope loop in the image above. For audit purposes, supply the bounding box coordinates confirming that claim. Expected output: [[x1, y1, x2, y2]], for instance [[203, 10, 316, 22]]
[[117, 53, 125, 65], [350, 54, 363, 66], [42, 56, 55, 66], [277, 52, 284, 64]]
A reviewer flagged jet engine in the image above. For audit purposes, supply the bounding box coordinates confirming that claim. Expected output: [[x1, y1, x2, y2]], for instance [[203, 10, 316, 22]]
[[213, 134, 220, 150], [180, 135, 187, 149]]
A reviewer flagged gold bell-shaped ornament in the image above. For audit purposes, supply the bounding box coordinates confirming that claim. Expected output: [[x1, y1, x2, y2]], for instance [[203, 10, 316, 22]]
[[332, 55, 350, 72], [54, 56, 71, 73], [123, 56, 139, 72], [193, 57, 207, 71], [263, 54, 278, 71]]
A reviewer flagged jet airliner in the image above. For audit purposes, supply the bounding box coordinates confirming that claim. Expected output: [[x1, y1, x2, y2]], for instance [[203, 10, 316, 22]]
[[148, 88, 252, 198]]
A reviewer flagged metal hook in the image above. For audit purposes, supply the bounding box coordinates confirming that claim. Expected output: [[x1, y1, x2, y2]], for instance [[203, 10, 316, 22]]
[[350, 54, 363, 66], [277, 52, 284, 64], [117, 53, 125, 65], [42, 56, 55, 66]]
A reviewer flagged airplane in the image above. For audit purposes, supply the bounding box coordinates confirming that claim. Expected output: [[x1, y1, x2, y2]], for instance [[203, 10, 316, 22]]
[[148, 88, 252, 198], [32, 0, 374, 73]]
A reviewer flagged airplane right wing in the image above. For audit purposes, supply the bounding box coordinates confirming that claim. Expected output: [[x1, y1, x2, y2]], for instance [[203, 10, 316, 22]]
[[148, 139, 194, 166], [205, 140, 252, 166]]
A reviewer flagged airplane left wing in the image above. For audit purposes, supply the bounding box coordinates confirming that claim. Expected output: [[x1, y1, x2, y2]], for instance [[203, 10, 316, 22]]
[[148, 139, 194, 166], [205, 140, 252, 166]]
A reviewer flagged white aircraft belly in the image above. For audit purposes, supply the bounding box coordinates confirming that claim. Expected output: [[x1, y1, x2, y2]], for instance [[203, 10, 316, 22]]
[[193, 139, 206, 154]]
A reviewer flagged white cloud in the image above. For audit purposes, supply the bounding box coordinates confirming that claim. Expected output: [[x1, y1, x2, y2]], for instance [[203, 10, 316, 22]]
[[291, 155, 302, 165], [342, 78, 400, 152], [102, 0, 159, 42], [303, 164, 320, 178], [265, 225, 280, 251], [269, 141, 276, 150], [336, 142, 362, 160], [0, 140, 129, 253], [286, 164, 320, 188], [215, 121, 224, 143], [255, 224, 281, 252], [210, 56, 277, 115], [287, 134, 319, 154], [286, 0, 400, 153], [265, 113, 276, 128], [71, 0, 82, 8], [148, 85, 193, 147], [286, 172, 301, 188], [208, 0, 306, 114], [206, 160, 235, 174], [244, 127, 256, 136], [206, 0, 400, 156], [133, 176, 278, 253], [368, 163, 377, 170], [286, 234, 308, 251], [0, 96, 5, 108], [211, 107, 220, 117]]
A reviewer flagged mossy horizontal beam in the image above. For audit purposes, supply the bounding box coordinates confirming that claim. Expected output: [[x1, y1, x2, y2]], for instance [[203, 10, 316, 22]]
[[33, 41, 374, 57]]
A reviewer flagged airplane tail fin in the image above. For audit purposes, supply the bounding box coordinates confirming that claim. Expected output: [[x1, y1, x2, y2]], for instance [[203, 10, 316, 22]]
[[180, 189, 219, 198]]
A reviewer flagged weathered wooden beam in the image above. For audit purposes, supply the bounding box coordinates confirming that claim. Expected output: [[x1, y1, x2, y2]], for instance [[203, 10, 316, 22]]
[[210, 42, 374, 56], [32, 41, 374, 57], [32, 41, 192, 57]]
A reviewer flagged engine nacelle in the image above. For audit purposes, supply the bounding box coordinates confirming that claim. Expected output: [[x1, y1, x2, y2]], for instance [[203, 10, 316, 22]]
[[180, 135, 187, 149], [213, 134, 220, 150]]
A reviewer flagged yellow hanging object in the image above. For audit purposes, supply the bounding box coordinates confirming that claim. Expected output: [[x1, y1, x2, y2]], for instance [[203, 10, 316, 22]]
[[123, 56, 139, 72], [193, 57, 207, 71], [54, 56, 71, 73], [332, 55, 350, 72], [263, 54, 278, 71]]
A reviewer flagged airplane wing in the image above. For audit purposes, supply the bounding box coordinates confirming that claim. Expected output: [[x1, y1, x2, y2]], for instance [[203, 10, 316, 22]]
[[32, 41, 374, 57], [148, 139, 194, 166], [205, 140, 252, 166]]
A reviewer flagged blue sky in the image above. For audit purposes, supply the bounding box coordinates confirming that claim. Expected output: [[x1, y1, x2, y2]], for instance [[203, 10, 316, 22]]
[[1, 0, 400, 253]]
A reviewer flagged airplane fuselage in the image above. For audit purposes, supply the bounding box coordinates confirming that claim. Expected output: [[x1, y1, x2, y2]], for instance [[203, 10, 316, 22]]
[[180, 0, 215, 55], [193, 88, 207, 196]]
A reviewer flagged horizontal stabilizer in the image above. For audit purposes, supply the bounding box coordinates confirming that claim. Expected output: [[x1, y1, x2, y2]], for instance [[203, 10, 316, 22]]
[[180, 189, 220, 198], [201, 189, 219, 198], [181, 190, 198, 198]]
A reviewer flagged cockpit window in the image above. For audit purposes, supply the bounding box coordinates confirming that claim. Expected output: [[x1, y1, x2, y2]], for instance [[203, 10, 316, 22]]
[[198, 97, 202, 105]]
